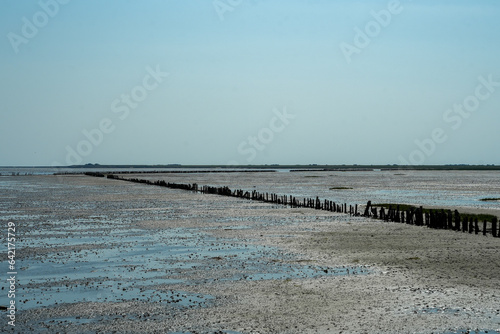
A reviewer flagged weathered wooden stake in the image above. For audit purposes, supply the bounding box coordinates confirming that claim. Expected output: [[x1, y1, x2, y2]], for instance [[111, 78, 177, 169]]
[[454, 210, 460, 231]]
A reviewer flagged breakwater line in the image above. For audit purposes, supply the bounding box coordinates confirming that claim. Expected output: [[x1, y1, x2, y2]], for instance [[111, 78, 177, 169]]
[[85, 172, 499, 238]]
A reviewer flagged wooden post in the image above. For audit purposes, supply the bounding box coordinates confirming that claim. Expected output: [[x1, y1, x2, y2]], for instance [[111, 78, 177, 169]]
[[418, 207, 424, 226], [364, 201, 371, 217], [454, 210, 460, 231], [483, 220, 487, 236], [492, 217, 498, 237]]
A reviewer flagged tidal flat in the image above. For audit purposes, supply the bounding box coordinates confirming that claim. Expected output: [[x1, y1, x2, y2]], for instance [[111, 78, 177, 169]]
[[1, 171, 499, 333]]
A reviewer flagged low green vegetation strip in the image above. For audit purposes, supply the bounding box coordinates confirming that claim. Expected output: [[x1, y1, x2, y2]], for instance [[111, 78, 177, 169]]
[[372, 203, 497, 222], [329, 187, 353, 190], [480, 198, 500, 202]]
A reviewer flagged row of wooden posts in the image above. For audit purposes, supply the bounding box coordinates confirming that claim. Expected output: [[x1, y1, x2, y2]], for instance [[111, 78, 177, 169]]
[[87, 172, 499, 238], [101, 174, 358, 214], [363, 201, 498, 237]]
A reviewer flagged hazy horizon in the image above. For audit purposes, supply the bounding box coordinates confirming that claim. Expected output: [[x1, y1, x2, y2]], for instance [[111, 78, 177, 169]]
[[2, 1, 500, 166], [1, 163, 499, 169]]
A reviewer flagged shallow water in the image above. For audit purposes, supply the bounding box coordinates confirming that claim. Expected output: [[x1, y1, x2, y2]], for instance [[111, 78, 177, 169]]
[[11, 221, 368, 309], [0, 185, 369, 314]]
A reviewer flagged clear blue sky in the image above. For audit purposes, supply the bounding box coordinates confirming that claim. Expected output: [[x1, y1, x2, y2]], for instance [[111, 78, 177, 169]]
[[1, 0, 499, 166]]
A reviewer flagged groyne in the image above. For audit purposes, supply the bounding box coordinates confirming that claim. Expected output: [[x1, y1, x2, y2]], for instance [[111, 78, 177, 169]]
[[85, 172, 499, 238]]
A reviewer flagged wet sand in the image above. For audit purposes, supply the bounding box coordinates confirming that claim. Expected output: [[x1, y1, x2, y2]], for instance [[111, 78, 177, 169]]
[[1, 174, 499, 333]]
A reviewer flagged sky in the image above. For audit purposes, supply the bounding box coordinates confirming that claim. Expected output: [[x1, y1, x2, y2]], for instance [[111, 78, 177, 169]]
[[1, 0, 500, 166]]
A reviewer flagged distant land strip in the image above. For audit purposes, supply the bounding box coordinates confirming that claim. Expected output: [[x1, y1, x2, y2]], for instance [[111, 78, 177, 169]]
[[55, 169, 276, 175], [3, 164, 500, 171]]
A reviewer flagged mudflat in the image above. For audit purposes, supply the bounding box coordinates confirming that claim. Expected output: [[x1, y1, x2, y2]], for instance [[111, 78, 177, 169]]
[[1, 174, 499, 333]]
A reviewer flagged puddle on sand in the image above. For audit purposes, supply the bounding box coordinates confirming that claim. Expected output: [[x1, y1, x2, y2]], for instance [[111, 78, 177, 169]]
[[17, 285, 212, 309], [2, 221, 369, 314]]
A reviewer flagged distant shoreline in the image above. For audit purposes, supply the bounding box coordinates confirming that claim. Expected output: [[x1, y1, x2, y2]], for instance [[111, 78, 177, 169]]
[[1, 164, 500, 171]]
